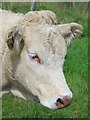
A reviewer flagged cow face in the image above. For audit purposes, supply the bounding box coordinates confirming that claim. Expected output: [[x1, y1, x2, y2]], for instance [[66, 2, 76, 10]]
[[6, 21, 83, 109]]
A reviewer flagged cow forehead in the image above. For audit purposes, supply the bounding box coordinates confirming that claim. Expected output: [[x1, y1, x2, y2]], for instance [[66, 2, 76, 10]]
[[23, 23, 67, 67], [24, 23, 66, 54]]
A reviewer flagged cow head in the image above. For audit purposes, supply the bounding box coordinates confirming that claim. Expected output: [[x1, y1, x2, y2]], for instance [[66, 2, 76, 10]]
[[6, 11, 83, 109]]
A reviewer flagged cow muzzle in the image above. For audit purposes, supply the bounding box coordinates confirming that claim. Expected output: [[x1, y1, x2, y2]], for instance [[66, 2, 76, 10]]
[[40, 92, 73, 109]]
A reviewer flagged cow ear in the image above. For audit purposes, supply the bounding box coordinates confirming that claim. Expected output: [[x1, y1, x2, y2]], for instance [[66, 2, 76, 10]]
[[57, 23, 83, 46], [6, 26, 24, 54]]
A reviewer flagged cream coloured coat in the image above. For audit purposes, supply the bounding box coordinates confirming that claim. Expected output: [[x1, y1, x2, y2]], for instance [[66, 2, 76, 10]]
[[0, 9, 83, 109]]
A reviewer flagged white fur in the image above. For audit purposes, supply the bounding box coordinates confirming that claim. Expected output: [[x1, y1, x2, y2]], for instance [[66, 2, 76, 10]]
[[0, 9, 83, 109]]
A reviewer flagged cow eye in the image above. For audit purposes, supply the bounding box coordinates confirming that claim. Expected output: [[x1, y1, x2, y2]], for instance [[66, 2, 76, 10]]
[[29, 52, 41, 64]]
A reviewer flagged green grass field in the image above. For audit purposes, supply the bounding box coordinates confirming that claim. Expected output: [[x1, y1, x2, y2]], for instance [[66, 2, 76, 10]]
[[1, 2, 88, 118]]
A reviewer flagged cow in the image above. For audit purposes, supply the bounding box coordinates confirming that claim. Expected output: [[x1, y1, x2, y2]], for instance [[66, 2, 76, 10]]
[[0, 9, 83, 109]]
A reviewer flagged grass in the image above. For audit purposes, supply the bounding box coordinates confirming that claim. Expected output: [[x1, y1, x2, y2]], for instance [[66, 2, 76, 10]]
[[1, 2, 88, 118]]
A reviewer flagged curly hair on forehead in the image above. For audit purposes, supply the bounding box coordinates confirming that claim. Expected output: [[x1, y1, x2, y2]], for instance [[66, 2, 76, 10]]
[[24, 10, 57, 25]]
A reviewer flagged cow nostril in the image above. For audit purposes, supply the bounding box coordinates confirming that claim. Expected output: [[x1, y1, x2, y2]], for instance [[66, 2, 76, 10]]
[[56, 96, 72, 109], [56, 98, 64, 105], [56, 98, 64, 108]]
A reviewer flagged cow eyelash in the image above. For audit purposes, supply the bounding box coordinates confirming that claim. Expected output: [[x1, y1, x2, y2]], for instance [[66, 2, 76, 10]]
[[29, 52, 41, 64]]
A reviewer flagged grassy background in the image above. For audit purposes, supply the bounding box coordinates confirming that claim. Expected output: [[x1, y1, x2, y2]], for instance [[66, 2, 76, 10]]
[[1, 2, 88, 118]]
